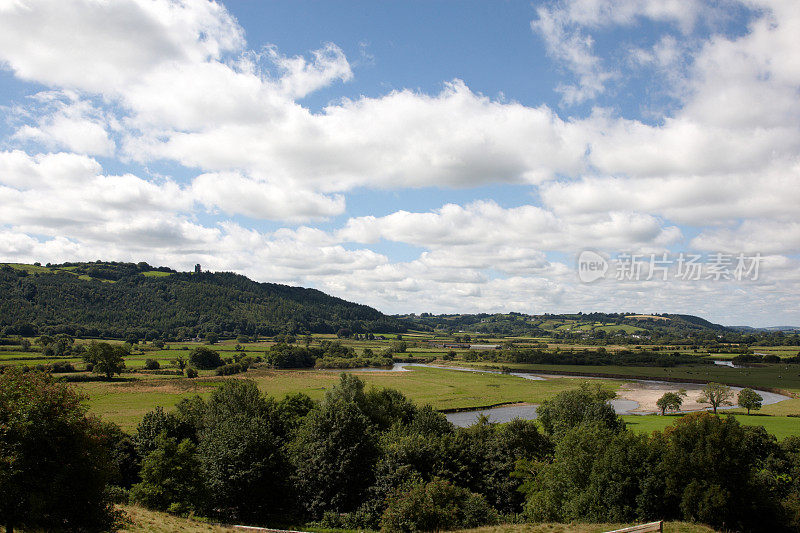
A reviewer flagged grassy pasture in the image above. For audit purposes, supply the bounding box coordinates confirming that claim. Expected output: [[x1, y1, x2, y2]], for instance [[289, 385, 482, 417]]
[[623, 413, 800, 440], [141, 270, 173, 277], [81, 379, 209, 430], [75, 366, 621, 430], [456, 361, 800, 396]]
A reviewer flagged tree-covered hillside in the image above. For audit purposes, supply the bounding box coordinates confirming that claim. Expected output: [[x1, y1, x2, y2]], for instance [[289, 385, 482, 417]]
[[0, 262, 404, 339], [401, 311, 799, 346]]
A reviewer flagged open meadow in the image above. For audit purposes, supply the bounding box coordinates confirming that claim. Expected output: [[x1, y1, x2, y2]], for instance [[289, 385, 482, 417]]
[[77, 365, 621, 430]]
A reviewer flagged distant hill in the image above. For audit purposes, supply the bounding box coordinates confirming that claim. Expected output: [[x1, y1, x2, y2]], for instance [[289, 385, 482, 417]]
[[0, 261, 404, 339], [399, 311, 796, 345], [729, 325, 800, 332]]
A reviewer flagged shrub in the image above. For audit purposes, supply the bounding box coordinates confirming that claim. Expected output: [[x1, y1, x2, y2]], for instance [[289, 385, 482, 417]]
[[380, 479, 498, 532], [215, 363, 246, 376], [186, 367, 198, 378], [143, 358, 160, 370], [390, 340, 407, 353], [49, 361, 76, 373], [189, 347, 223, 369]]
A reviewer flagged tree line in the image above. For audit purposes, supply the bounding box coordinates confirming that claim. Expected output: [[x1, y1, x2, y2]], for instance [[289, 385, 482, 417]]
[[465, 347, 710, 367]]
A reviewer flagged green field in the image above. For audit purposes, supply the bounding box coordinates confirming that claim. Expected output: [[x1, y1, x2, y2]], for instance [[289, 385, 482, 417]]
[[73, 363, 800, 437], [623, 414, 800, 440], [457, 360, 800, 395], [76, 366, 621, 430]]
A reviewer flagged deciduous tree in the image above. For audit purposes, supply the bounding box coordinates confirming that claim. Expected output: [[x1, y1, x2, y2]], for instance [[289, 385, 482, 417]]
[[656, 389, 686, 415], [0, 369, 120, 532], [83, 341, 126, 379], [697, 382, 733, 414], [536, 382, 623, 438], [737, 388, 763, 415]]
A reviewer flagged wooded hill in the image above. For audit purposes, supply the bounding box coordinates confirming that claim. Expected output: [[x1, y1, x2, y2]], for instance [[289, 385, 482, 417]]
[[402, 311, 800, 346], [0, 261, 404, 339]]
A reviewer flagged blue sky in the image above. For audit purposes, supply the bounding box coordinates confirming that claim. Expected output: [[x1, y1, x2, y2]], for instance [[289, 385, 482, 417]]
[[0, 0, 798, 326]]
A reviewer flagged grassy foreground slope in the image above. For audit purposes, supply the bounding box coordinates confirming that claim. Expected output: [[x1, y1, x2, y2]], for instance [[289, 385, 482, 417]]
[[119, 505, 719, 533], [120, 505, 238, 532]]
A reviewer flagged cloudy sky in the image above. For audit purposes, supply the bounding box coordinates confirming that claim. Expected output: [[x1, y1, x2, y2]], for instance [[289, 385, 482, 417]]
[[0, 0, 798, 326]]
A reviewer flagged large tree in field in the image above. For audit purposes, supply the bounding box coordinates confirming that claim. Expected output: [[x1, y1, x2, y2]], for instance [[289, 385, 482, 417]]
[[656, 390, 686, 415], [189, 346, 223, 369], [83, 341, 126, 379], [697, 382, 733, 414], [0, 369, 120, 532], [737, 388, 763, 415]]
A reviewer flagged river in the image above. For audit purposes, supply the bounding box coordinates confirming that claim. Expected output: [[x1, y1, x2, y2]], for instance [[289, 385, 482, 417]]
[[342, 362, 792, 427]]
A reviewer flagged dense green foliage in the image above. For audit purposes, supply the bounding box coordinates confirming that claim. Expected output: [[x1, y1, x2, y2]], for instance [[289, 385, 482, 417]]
[[265, 340, 394, 369], [738, 388, 763, 415], [126, 374, 552, 529], [291, 374, 382, 517], [0, 262, 405, 339], [536, 382, 624, 438], [188, 346, 224, 370], [517, 394, 798, 532], [0, 369, 121, 532], [6, 370, 800, 531], [83, 341, 127, 378], [380, 479, 498, 532], [130, 434, 205, 515]]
